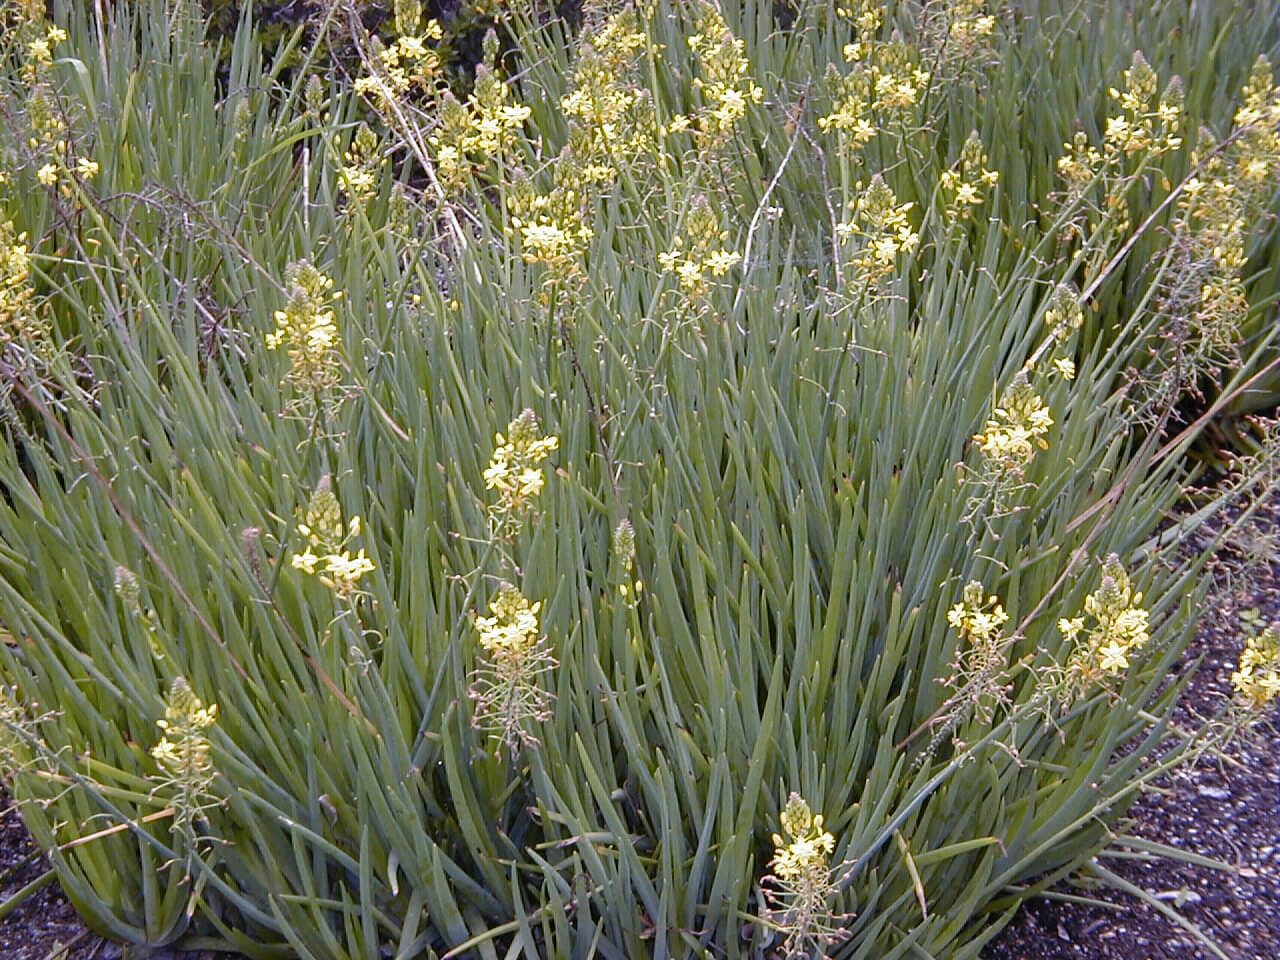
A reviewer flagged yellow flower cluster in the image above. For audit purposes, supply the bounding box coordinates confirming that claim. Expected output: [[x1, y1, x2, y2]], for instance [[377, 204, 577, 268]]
[[466, 66, 533, 157], [771, 793, 836, 883], [1128, 57, 1280, 420], [430, 65, 531, 191], [836, 0, 882, 35], [469, 582, 557, 754], [32, 149, 99, 193], [816, 67, 877, 146], [1034, 286, 1083, 382], [265, 260, 345, 405], [766, 792, 846, 956], [916, 0, 997, 73], [0, 2, 85, 176], [1058, 554, 1151, 682], [685, 2, 763, 142], [1230, 624, 1280, 711], [0, 218, 49, 353], [506, 169, 595, 275], [1232, 55, 1280, 185], [835, 175, 920, 285], [338, 123, 386, 207], [939, 580, 1016, 734], [865, 40, 928, 109], [484, 409, 559, 521], [17, 19, 65, 82], [1054, 51, 1182, 238], [946, 0, 996, 46], [501, 11, 663, 294], [971, 370, 1053, 473], [153, 678, 218, 766], [940, 131, 999, 223], [1055, 130, 1104, 201], [818, 39, 930, 147], [1103, 52, 1183, 159], [151, 676, 218, 837], [473, 582, 542, 657], [560, 9, 659, 171], [352, 1, 443, 104], [429, 95, 473, 192], [658, 194, 741, 297], [947, 580, 1009, 643], [6, 16, 100, 198], [1179, 57, 1279, 297], [1043, 284, 1084, 343], [290, 477, 376, 598]]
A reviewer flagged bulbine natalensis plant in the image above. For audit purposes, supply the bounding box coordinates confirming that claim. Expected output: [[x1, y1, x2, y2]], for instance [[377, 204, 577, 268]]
[[0, 0, 1276, 957]]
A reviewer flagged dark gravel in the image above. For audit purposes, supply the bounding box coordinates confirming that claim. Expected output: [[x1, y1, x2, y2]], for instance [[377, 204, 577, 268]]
[[0, 793, 231, 958], [0, 790, 88, 959]]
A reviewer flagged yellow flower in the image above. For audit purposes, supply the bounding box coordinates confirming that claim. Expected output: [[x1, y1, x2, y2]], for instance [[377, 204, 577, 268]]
[[150, 677, 219, 841], [1230, 624, 1280, 710], [353, 8, 443, 102], [474, 584, 542, 657], [765, 792, 845, 954], [353, 75, 385, 98], [514, 467, 544, 498], [26, 38, 51, 65], [660, 196, 740, 298], [320, 550, 375, 592], [972, 370, 1054, 474], [520, 223, 572, 258], [684, 2, 763, 144], [36, 164, 58, 186], [1097, 641, 1130, 672], [485, 410, 559, 524], [665, 114, 692, 135], [291, 549, 320, 574], [469, 583, 558, 754], [505, 169, 594, 272], [265, 261, 346, 409], [676, 258, 704, 289], [836, 175, 919, 283], [0, 219, 51, 355], [704, 249, 742, 276], [290, 479, 375, 598], [771, 793, 835, 883], [940, 132, 999, 222], [1052, 555, 1151, 700], [338, 123, 385, 207], [948, 580, 1008, 643]]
